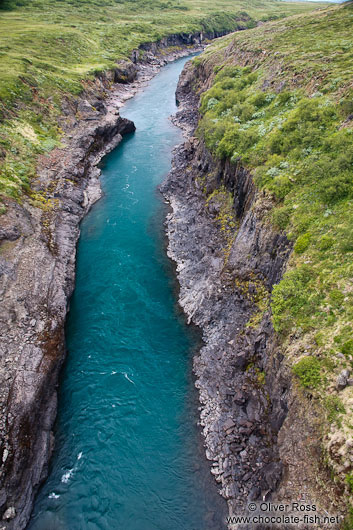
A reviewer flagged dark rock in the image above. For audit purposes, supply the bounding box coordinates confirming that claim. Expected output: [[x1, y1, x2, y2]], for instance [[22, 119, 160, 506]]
[[336, 369, 351, 390], [260, 462, 283, 491], [160, 55, 293, 520], [114, 60, 138, 84], [0, 227, 20, 242], [223, 418, 236, 431], [248, 486, 261, 501]]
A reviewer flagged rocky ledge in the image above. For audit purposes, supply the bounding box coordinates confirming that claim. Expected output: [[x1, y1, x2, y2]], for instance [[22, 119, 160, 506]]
[[0, 36, 212, 529], [160, 62, 344, 528]]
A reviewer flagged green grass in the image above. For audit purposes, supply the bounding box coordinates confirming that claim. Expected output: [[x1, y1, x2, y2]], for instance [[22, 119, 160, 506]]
[[347, 473, 353, 493], [193, 1, 353, 503], [195, 2, 353, 375], [0, 0, 326, 207], [324, 395, 346, 426], [292, 356, 322, 389]]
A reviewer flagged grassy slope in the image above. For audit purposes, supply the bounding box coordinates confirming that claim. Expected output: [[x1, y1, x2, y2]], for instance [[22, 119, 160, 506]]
[[0, 0, 325, 206], [194, 1, 353, 517]]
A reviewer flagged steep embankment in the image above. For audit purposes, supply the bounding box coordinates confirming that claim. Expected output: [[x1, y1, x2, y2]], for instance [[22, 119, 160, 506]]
[[161, 3, 353, 528], [0, 74, 136, 529]]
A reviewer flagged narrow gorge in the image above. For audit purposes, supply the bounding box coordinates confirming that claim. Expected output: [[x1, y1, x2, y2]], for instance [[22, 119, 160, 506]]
[[0, 2, 352, 529]]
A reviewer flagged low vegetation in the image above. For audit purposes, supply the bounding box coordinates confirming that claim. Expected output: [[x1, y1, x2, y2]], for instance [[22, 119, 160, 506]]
[[292, 356, 322, 389], [0, 0, 325, 209], [194, 1, 353, 514], [206, 186, 237, 260]]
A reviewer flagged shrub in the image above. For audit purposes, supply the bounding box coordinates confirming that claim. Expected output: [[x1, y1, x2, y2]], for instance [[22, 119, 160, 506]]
[[329, 289, 344, 307], [338, 228, 353, 253], [317, 172, 353, 204], [342, 339, 353, 356], [318, 235, 334, 251], [324, 395, 345, 424], [294, 233, 311, 254], [339, 92, 353, 118], [271, 265, 319, 333], [272, 174, 292, 199], [271, 205, 292, 229], [207, 97, 219, 110], [249, 91, 267, 108], [277, 91, 291, 105], [214, 65, 246, 81], [292, 356, 322, 389]]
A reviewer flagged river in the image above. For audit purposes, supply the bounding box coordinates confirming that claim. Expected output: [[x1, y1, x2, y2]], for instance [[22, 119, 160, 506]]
[[28, 56, 227, 530]]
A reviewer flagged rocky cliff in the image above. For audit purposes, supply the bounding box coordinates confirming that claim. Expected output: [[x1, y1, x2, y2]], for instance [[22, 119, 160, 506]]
[[160, 60, 346, 528]]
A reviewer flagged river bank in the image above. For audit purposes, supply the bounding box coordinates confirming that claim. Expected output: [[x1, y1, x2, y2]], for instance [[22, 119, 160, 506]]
[[160, 57, 346, 528]]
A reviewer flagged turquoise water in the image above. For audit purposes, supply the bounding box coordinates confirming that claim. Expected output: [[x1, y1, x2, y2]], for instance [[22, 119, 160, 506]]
[[28, 56, 227, 530]]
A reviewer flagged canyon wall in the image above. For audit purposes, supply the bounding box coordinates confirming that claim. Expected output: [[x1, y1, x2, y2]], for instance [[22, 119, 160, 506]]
[[161, 60, 345, 528]]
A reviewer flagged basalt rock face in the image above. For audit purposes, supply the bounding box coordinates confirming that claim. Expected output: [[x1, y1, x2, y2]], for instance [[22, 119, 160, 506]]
[[161, 136, 292, 520], [160, 61, 335, 527], [166, 60, 345, 530], [0, 40, 207, 530]]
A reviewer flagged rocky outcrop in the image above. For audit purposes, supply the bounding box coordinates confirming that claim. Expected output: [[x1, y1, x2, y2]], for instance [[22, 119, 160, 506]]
[[0, 39, 209, 530], [161, 60, 344, 527]]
